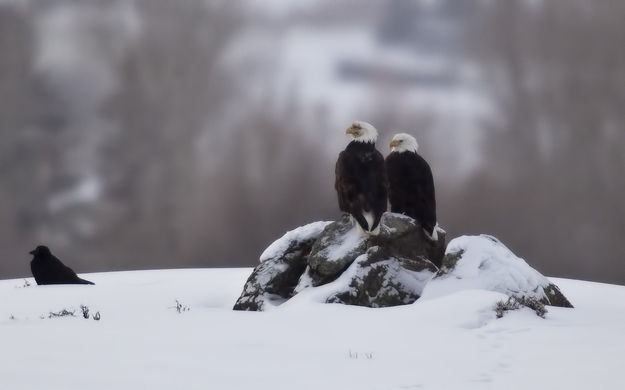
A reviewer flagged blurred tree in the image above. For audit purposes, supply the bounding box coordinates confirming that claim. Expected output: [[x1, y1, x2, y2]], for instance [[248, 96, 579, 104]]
[[1, 0, 623, 285], [458, 0, 625, 282], [0, 4, 72, 274], [102, 0, 336, 269], [100, 0, 242, 266]]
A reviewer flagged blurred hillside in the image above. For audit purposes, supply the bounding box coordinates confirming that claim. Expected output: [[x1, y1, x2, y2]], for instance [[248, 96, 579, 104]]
[[1, 0, 623, 283]]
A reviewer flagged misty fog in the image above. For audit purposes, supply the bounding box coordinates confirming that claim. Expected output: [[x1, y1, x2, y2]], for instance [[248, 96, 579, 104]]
[[1, 0, 623, 284]]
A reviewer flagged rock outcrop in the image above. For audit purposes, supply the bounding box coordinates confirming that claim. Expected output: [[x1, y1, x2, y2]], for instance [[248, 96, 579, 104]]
[[234, 213, 445, 310], [233, 219, 573, 311]]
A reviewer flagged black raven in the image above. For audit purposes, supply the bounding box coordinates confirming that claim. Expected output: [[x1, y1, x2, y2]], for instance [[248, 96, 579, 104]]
[[30, 245, 95, 285]]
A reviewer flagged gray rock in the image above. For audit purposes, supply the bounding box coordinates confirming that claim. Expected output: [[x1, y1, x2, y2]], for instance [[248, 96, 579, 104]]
[[293, 266, 314, 294], [541, 283, 573, 308], [326, 246, 438, 307], [233, 222, 330, 311], [371, 213, 446, 268], [308, 213, 445, 286], [307, 214, 368, 286]]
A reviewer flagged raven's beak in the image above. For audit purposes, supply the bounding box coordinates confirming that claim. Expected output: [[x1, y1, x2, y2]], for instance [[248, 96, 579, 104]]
[[29, 250, 35, 255]]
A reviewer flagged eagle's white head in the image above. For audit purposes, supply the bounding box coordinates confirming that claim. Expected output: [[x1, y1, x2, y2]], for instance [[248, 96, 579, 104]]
[[346, 121, 378, 143], [389, 133, 419, 153]]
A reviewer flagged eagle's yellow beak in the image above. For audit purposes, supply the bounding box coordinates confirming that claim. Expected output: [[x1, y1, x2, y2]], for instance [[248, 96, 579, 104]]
[[346, 126, 354, 135], [389, 139, 400, 148]]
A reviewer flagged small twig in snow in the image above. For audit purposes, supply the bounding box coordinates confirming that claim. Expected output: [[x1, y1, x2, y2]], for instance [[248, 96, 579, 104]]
[[169, 300, 190, 313]]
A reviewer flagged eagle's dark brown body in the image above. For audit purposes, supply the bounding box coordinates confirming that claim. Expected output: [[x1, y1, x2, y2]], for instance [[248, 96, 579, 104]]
[[385, 150, 436, 235], [335, 141, 388, 232]]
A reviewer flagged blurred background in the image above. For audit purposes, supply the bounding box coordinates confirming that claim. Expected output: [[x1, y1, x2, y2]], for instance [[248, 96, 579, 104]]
[[1, 0, 623, 284]]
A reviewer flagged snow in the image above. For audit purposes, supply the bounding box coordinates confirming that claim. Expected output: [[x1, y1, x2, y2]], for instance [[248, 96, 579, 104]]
[[1, 269, 625, 389], [422, 235, 554, 301], [294, 253, 372, 304], [323, 224, 366, 262], [259, 221, 331, 262]]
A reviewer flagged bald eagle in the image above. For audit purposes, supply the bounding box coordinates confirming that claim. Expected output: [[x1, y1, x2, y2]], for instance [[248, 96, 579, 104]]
[[386, 133, 437, 237], [335, 121, 388, 233]]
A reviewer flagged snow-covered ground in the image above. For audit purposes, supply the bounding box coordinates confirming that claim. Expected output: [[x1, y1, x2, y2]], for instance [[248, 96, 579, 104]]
[[1, 269, 624, 390]]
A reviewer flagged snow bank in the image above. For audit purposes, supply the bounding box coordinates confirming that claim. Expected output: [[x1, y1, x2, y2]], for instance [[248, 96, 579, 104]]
[[422, 235, 554, 302], [0, 270, 624, 389]]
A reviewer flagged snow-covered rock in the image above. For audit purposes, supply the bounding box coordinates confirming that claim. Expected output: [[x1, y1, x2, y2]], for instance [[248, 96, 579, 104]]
[[371, 212, 446, 267], [307, 212, 446, 286], [233, 221, 331, 311], [326, 246, 438, 307], [259, 221, 331, 263], [235, 213, 446, 310], [421, 235, 573, 308], [307, 214, 368, 286]]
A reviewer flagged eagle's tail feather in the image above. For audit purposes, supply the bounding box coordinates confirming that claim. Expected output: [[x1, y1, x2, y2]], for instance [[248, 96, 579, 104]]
[[370, 212, 382, 232], [423, 223, 438, 241], [363, 212, 375, 231], [351, 213, 370, 232]]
